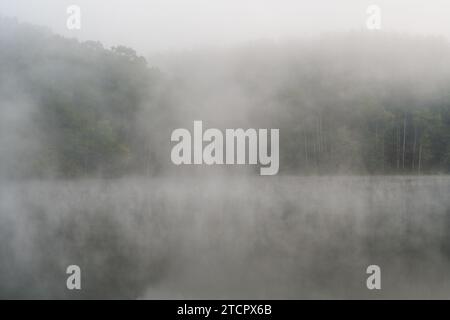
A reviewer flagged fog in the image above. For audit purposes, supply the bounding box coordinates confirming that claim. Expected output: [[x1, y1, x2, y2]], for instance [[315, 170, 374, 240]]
[[1, 0, 450, 53], [1, 176, 450, 298], [1, 2, 450, 299]]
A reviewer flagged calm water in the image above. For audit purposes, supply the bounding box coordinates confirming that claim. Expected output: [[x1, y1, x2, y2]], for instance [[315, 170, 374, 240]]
[[1, 176, 449, 299]]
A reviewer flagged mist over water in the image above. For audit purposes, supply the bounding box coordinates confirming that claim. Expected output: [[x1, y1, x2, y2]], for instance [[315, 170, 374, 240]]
[[1, 1, 450, 300], [1, 176, 449, 299]]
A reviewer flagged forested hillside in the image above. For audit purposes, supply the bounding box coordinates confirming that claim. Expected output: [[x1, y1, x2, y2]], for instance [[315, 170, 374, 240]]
[[158, 35, 450, 174], [1, 18, 449, 177], [0, 18, 160, 178]]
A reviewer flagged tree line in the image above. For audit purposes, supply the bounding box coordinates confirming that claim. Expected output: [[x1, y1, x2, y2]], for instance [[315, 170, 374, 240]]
[[1, 18, 448, 177]]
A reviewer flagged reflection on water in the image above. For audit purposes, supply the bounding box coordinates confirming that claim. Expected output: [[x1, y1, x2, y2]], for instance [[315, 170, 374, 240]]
[[0, 176, 449, 299]]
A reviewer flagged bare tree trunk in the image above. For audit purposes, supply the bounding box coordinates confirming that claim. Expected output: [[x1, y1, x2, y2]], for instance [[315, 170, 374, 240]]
[[319, 116, 325, 157], [412, 125, 417, 169], [402, 114, 406, 170], [392, 124, 396, 170], [313, 133, 316, 160], [317, 117, 321, 155], [381, 126, 385, 173], [322, 117, 325, 156], [322, 125, 327, 162], [418, 143, 422, 175], [304, 132, 308, 165], [375, 122, 378, 149], [396, 125, 400, 170]]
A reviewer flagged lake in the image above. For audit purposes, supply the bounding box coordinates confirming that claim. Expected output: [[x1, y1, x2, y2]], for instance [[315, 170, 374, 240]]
[[0, 175, 449, 298]]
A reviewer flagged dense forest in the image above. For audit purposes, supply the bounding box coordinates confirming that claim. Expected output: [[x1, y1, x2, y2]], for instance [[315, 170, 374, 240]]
[[1, 17, 449, 178]]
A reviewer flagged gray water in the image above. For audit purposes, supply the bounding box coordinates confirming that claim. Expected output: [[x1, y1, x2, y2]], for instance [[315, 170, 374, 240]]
[[0, 175, 449, 299]]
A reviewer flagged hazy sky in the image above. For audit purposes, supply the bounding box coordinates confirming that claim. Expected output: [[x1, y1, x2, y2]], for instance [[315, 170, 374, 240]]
[[1, 0, 449, 54]]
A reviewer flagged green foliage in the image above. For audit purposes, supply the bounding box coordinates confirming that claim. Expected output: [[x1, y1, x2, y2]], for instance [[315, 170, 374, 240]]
[[0, 18, 158, 178], [1, 19, 449, 177]]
